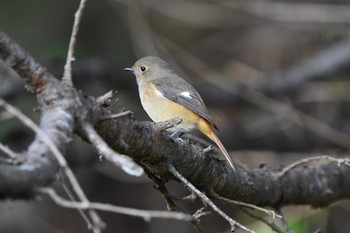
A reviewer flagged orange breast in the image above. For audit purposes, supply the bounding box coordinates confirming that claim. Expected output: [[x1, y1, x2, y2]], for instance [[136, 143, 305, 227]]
[[139, 82, 202, 131]]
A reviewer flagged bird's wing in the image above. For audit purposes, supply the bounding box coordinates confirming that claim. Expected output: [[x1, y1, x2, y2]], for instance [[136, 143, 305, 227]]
[[152, 77, 217, 128]]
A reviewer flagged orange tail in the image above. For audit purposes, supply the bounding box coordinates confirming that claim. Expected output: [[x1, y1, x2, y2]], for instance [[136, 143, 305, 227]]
[[197, 118, 237, 171], [207, 130, 237, 171]]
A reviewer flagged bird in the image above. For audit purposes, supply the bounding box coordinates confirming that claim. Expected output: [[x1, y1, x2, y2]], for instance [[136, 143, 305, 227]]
[[124, 56, 237, 171]]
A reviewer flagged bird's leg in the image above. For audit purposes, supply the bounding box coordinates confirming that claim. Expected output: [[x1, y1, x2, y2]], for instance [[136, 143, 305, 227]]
[[169, 127, 183, 138], [155, 117, 186, 142], [169, 130, 185, 143], [168, 128, 188, 143]]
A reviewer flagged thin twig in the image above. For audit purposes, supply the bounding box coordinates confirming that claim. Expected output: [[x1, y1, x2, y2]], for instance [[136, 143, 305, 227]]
[[96, 90, 117, 107], [62, 0, 88, 84], [215, 195, 282, 219], [240, 208, 284, 233], [193, 207, 211, 221], [61, 180, 92, 229], [168, 164, 256, 233], [100, 111, 132, 122], [0, 98, 104, 232], [0, 142, 20, 160], [37, 187, 193, 221], [0, 142, 23, 165], [83, 123, 143, 176], [192, 208, 210, 233], [55, 0, 102, 227], [279, 155, 350, 177], [142, 166, 179, 211], [142, 167, 205, 233], [202, 145, 214, 154]]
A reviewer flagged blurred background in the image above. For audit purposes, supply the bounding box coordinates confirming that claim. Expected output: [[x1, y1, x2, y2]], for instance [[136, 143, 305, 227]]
[[1, 0, 350, 232]]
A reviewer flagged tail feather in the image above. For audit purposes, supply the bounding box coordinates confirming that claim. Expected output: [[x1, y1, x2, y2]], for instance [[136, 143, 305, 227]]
[[208, 131, 237, 172]]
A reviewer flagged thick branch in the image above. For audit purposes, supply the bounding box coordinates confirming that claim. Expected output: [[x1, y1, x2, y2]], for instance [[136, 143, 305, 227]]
[[0, 32, 77, 197], [94, 106, 350, 207], [0, 98, 71, 196], [0, 29, 104, 231], [0, 32, 55, 95]]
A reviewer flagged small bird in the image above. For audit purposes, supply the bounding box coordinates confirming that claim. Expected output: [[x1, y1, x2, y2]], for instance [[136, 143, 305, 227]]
[[124, 56, 237, 171]]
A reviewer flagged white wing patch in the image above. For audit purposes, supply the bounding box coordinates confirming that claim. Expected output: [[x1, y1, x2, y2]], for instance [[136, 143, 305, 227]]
[[179, 91, 192, 99]]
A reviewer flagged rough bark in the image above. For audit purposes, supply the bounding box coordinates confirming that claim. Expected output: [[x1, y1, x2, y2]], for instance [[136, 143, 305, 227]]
[[94, 107, 350, 207], [0, 32, 77, 197]]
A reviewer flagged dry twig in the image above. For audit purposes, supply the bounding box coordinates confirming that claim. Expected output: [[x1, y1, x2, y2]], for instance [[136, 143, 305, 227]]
[[62, 0, 88, 84], [0, 142, 19, 161], [0, 98, 104, 232], [96, 90, 116, 107], [215, 195, 282, 219], [142, 167, 205, 233], [100, 111, 133, 121], [279, 155, 350, 177], [240, 208, 285, 233], [37, 187, 193, 221], [168, 164, 256, 233]]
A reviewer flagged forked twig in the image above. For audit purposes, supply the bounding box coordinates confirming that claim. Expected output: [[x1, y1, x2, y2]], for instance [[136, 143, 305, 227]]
[[168, 164, 256, 233], [96, 90, 117, 107], [215, 195, 282, 219], [279, 155, 350, 177], [142, 167, 205, 233], [240, 208, 285, 233], [0, 98, 104, 232]]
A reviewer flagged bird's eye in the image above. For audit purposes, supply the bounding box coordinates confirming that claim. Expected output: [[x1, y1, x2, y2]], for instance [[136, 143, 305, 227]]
[[140, 65, 147, 72]]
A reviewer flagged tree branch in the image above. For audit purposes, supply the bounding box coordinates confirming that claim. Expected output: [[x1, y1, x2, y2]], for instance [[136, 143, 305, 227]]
[[0, 31, 104, 231], [93, 103, 350, 207]]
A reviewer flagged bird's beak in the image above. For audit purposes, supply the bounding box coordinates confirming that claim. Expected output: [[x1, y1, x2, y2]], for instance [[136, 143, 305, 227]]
[[123, 67, 134, 73]]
